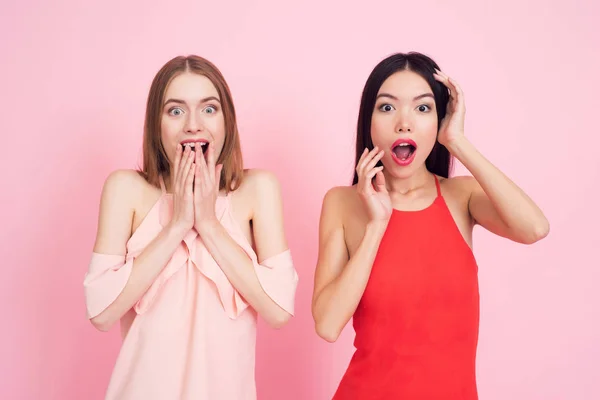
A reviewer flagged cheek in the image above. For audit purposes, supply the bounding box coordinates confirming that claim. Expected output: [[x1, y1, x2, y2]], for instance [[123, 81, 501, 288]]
[[416, 117, 439, 154], [206, 115, 226, 158], [160, 120, 180, 159], [211, 116, 226, 144], [161, 119, 179, 141], [370, 118, 389, 147], [415, 112, 437, 131]]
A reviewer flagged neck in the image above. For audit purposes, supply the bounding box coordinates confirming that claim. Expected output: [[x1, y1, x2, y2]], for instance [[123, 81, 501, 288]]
[[384, 165, 433, 195]]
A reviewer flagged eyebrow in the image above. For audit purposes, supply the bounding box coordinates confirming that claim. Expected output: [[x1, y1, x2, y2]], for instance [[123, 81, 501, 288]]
[[376, 93, 434, 101], [413, 93, 434, 101], [163, 96, 221, 106]]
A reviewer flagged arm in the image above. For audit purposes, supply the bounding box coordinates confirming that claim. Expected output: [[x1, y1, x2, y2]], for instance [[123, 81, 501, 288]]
[[311, 189, 387, 342], [449, 138, 549, 244], [312, 148, 391, 342], [434, 70, 549, 244], [86, 170, 189, 332], [197, 170, 296, 329], [86, 146, 196, 331]]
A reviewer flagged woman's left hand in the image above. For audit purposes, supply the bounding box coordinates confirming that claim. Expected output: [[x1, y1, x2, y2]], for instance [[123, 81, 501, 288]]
[[193, 142, 224, 233], [434, 70, 466, 149]]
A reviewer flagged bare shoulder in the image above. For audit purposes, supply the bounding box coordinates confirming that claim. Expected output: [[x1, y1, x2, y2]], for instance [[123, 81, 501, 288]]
[[94, 169, 152, 254], [231, 169, 283, 219], [323, 185, 357, 207], [103, 169, 148, 189], [235, 169, 289, 257], [321, 185, 362, 222], [100, 169, 148, 205], [100, 169, 160, 228], [241, 168, 281, 193], [439, 175, 477, 198], [237, 169, 282, 202]]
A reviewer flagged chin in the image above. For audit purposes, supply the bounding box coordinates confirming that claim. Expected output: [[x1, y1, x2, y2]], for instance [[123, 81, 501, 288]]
[[397, 159, 432, 178], [391, 168, 418, 180]]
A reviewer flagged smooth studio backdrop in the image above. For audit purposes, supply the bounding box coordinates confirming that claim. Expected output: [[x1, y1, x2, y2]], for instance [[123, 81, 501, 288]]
[[1, 0, 598, 399]]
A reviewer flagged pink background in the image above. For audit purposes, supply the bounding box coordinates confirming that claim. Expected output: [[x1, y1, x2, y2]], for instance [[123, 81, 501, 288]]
[[1, 0, 598, 399]]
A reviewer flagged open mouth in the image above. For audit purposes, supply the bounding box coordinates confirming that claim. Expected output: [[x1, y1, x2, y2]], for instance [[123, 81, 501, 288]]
[[181, 141, 209, 155], [391, 140, 417, 165]]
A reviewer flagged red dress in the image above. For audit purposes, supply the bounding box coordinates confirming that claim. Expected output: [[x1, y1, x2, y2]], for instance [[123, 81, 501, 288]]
[[334, 176, 480, 399]]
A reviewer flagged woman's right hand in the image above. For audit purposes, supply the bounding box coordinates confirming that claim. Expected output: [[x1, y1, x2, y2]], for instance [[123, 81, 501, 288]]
[[356, 146, 392, 225], [169, 145, 196, 233]]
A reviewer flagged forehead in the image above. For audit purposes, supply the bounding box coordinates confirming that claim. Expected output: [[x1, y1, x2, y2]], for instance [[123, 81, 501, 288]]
[[164, 72, 220, 100], [378, 70, 432, 98]]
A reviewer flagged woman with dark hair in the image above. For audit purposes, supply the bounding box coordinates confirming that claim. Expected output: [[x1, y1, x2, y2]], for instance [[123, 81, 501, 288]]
[[83, 55, 298, 399], [312, 52, 548, 398]]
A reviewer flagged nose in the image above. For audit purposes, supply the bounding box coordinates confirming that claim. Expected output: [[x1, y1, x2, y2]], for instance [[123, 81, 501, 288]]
[[396, 122, 411, 133], [395, 119, 412, 133], [184, 112, 204, 134]]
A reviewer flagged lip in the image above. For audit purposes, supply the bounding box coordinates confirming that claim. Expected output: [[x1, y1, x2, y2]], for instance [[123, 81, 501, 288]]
[[390, 138, 417, 166], [391, 138, 417, 148]]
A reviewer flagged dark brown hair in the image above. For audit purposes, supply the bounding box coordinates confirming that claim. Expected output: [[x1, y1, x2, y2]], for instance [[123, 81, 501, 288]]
[[353, 52, 452, 184]]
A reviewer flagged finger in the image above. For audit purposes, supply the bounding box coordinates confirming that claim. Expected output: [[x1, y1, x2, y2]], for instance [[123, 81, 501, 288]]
[[179, 149, 195, 194], [185, 161, 195, 197], [173, 144, 182, 182], [196, 150, 213, 195], [177, 145, 192, 190], [433, 69, 448, 81], [445, 78, 458, 97], [181, 149, 195, 194], [207, 142, 216, 182], [358, 147, 369, 162], [374, 170, 388, 193], [438, 72, 461, 101], [197, 146, 209, 177], [174, 145, 188, 192], [446, 76, 459, 91], [433, 71, 452, 94], [194, 155, 202, 195], [358, 146, 379, 174], [447, 77, 465, 106], [202, 164, 212, 194], [356, 148, 369, 173], [365, 150, 385, 173], [435, 69, 449, 80], [366, 165, 384, 180]]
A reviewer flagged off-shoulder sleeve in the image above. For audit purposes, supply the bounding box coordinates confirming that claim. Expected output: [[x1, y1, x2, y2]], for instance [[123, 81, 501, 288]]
[[249, 249, 298, 315], [83, 252, 134, 319], [208, 240, 298, 319], [209, 201, 300, 318]]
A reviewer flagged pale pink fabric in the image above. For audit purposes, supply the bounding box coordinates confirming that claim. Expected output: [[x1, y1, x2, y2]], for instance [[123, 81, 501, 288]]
[[83, 181, 298, 400]]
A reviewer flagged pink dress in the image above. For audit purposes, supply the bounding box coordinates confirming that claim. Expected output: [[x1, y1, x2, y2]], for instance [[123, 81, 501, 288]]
[[84, 178, 299, 399]]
